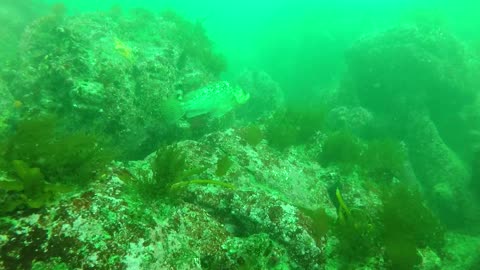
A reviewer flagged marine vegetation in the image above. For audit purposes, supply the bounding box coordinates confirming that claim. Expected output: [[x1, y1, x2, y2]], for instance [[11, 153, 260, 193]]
[[266, 102, 327, 150], [236, 125, 264, 147], [0, 160, 64, 214], [215, 155, 234, 177], [329, 184, 381, 265], [379, 184, 445, 270], [0, 116, 113, 213], [333, 183, 445, 269], [359, 139, 407, 182], [381, 184, 445, 255], [334, 205, 380, 265], [133, 145, 237, 203], [6, 7, 231, 159], [152, 146, 201, 193], [0, 160, 71, 213], [1, 116, 114, 186], [299, 207, 332, 247], [320, 131, 407, 183], [160, 10, 227, 77], [1, 3, 478, 269], [134, 146, 204, 201], [319, 130, 362, 172]]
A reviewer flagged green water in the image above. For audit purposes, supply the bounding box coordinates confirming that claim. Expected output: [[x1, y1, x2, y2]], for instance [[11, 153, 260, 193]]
[[46, 0, 480, 99], [1, 1, 480, 269]]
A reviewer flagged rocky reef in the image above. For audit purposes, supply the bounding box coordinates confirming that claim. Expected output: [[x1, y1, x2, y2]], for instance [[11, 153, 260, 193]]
[[337, 23, 480, 230], [1, 4, 480, 270]]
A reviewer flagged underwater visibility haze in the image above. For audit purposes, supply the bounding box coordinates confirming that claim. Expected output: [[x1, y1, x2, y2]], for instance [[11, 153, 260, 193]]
[[1, 0, 480, 269]]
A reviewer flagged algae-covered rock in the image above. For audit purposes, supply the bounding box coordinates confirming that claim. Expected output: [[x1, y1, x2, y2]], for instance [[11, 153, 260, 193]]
[[5, 8, 227, 158], [0, 79, 14, 136], [325, 106, 373, 136], [236, 70, 285, 121], [406, 113, 471, 227], [345, 25, 474, 116], [0, 128, 332, 269], [342, 24, 479, 230], [343, 25, 479, 157]]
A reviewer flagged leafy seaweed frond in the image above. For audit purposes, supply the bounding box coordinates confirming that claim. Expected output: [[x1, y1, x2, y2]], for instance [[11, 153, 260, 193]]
[[0, 160, 71, 213], [2, 116, 115, 186], [134, 146, 206, 202]]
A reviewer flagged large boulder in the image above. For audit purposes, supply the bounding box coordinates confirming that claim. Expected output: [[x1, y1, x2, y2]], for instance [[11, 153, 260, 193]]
[[344, 25, 475, 117], [5, 9, 225, 158], [342, 24, 480, 228]]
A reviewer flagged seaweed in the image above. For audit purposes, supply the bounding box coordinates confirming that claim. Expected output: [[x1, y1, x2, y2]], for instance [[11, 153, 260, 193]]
[[135, 146, 204, 201], [319, 130, 362, 172], [160, 10, 226, 77], [152, 146, 203, 187], [2, 116, 114, 186], [329, 185, 381, 265], [381, 184, 445, 253], [237, 125, 264, 147], [180, 20, 226, 76], [0, 160, 71, 213], [0, 116, 114, 213], [334, 208, 381, 265], [373, 183, 445, 269], [299, 207, 332, 246], [359, 139, 407, 182], [131, 146, 240, 203], [215, 155, 233, 177], [332, 183, 444, 268], [266, 103, 327, 150], [265, 110, 299, 150], [319, 133, 406, 182], [384, 236, 421, 270]]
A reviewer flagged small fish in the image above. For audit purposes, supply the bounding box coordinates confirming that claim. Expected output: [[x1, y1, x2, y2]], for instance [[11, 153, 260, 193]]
[[335, 187, 351, 224], [114, 37, 133, 60], [13, 100, 23, 109], [162, 81, 249, 123]]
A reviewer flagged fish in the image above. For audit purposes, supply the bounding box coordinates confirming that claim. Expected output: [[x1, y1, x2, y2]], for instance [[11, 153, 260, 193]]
[[161, 81, 250, 123], [13, 100, 23, 109], [114, 37, 133, 60]]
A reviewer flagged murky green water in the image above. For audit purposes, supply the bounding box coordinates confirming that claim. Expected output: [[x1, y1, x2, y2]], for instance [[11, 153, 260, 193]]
[[1, 1, 479, 269]]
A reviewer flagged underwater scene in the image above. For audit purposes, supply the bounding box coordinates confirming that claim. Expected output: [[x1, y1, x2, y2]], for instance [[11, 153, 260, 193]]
[[1, 0, 480, 269]]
